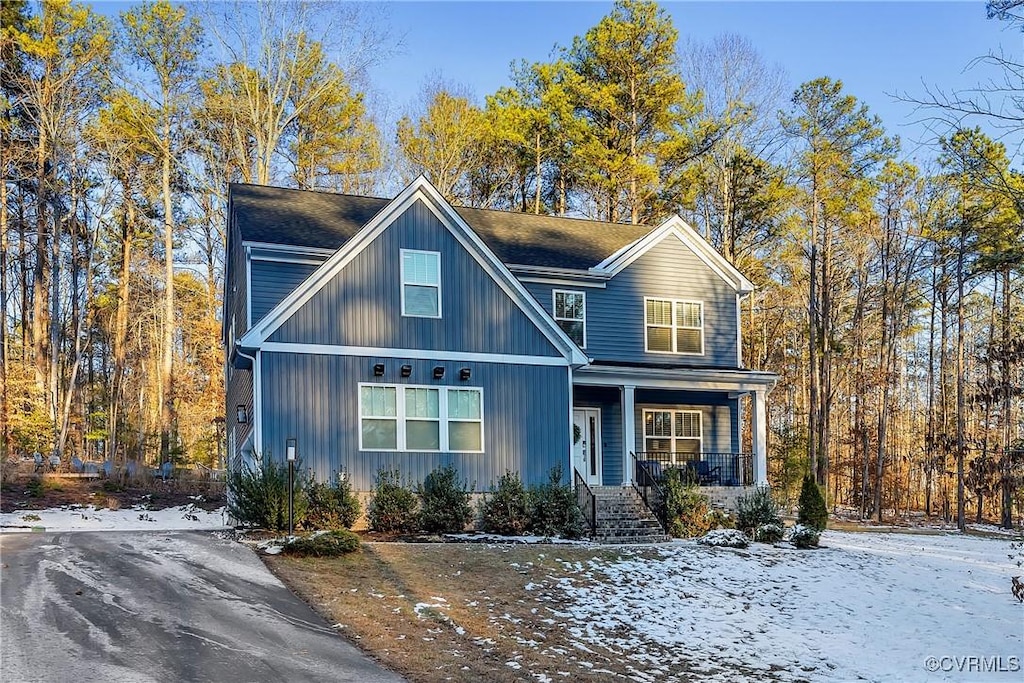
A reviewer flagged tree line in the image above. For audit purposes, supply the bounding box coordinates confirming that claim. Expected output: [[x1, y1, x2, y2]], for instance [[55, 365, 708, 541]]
[[1, 0, 1021, 529]]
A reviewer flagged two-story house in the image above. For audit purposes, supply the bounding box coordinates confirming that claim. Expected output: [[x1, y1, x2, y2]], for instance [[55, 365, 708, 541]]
[[223, 176, 777, 523]]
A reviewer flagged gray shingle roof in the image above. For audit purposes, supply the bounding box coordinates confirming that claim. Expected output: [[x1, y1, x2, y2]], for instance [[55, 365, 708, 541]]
[[229, 183, 653, 270]]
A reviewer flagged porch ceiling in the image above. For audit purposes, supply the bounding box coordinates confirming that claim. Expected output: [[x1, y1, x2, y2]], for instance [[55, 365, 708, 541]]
[[573, 363, 777, 393]]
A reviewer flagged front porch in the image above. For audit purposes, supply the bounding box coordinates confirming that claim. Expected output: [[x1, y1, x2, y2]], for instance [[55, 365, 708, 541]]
[[570, 363, 776, 494]]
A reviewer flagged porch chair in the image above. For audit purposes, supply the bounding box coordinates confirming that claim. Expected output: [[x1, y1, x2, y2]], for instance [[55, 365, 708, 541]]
[[696, 460, 721, 486]]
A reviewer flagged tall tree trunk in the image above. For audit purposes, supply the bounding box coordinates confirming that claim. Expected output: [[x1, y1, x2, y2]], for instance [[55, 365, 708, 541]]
[[1000, 267, 1013, 529], [33, 131, 50, 407], [161, 123, 175, 465], [808, 182, 819, 482], [955, 226, 967, 532], [0, 154, 8, 458], [534, 130, 542, 215]]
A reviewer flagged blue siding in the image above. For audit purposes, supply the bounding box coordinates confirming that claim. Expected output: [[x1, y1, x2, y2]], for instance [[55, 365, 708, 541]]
[[632, 390, 738, 453], [522, 235, 740, 367], [226, 365, 253, 465], [260, 352, 570, 490], [250, 260, 320, 325], [269, 200, 561, 357], [574, 386, 623, 486]]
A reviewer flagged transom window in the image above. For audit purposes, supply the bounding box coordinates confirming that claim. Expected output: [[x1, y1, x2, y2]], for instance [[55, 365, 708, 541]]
[[643, 409, 702, 462], [401, 249, 441, 317], [553, 290, 586, 348], [359, 384, 483, 452], [645, 298, 703, 354]]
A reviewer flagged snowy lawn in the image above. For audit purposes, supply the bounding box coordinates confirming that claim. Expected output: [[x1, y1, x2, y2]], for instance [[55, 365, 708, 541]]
[[268, 530, 1022, 682], [0, 503, 228, 532]]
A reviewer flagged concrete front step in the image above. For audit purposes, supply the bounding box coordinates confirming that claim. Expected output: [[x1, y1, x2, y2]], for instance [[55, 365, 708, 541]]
[[586, 485, 668, 544]]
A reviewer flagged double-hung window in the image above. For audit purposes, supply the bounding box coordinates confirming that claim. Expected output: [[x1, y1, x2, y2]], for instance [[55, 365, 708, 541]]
[[643, 409, 702, 463], [359, 384, 483, 452], [401, 249, 441, 317], [553, 290, 586, 347], [645, 298, 703, 354]]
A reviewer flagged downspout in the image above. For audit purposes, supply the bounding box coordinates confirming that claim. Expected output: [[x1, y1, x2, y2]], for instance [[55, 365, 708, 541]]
[[236, 348, 260, 462]]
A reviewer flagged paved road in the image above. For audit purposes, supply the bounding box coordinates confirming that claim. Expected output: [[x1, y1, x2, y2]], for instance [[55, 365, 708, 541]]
[[0, 531, 404, 683]]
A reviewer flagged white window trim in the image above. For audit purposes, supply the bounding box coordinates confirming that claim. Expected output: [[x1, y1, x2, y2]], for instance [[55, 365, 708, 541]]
[[552, 289, 587, 349], [358, 383, 484, 453], [642, 408, 703, 463], [643, 297, 705, 356], [400, 248, 442, 318]]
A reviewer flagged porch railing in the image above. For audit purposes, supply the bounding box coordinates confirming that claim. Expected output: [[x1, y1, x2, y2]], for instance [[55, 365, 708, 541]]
[[573, 468, 597, 536], [630, 451, 668, 531], [631, 452, 754, 487]]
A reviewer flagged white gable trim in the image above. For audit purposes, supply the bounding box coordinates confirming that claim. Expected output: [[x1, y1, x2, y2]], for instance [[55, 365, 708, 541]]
[[237, 176, 588, 366], [592, 216, 754, 293]]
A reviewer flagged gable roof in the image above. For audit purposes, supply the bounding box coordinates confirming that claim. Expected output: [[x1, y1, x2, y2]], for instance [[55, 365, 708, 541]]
[[594, 216, 755, 294], [229, 183, 650, 271], [237, 176, 589, 366]]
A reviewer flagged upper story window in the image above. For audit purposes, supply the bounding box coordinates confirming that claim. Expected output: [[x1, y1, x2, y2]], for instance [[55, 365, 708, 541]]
[[401, 249, 441, 318], [645, 298, 703, 355], [553, 290, 586, 348]]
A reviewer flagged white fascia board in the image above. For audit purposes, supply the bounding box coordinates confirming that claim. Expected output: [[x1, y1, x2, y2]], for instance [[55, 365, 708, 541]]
[[242, 241, 337, 257], [260, 342, 570, 366], [517, 276, 607, 289], [507, 263, 610, 282], [573, 364, 778, 393], [592, 216, 755, 294]]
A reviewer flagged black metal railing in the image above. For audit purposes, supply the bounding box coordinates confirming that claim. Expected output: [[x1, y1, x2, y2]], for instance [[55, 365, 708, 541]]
[[631, 452, 754, 487], [630, 451, 667, 531], [573, 468, 597, 536]]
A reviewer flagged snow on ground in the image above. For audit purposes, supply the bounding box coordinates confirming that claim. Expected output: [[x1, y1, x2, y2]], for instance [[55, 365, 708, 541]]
[[546, 531, 1022, 682], [0, 504, 228, 532]]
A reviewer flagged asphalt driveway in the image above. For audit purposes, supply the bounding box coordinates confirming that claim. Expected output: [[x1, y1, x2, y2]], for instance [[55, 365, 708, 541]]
[[0, 530, 404, 683]]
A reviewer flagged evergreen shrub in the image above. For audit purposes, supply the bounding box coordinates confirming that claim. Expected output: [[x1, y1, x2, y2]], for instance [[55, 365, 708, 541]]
[[480, 471, 531, 536], [418, 464, 474, 533], [735, 485, 782, 536], [304, 471, 361, 530], [797, 474, 828, 531], [368, 468, 419, 533]]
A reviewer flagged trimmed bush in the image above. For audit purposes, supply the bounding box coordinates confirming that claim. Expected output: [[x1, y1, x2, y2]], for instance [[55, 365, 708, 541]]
[[283, 530, 360, 557], [797, 474, 828, 531], [754, 522, 785, 543], [697, 529, 749, 548], [707, 509, 734, 530], [367, 468, 419, 533], [528, 464, 586, 539], [228, 454, 307, 531], [480, 471, 531, 536], [304, 471, 361, 531], [661, 468, 712, 538], [735, 486, 782, 535], [789, 523, 820, 549], [418, 464, 474, 533]]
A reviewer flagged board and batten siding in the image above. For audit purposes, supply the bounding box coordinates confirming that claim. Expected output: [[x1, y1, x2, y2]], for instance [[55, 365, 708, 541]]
[[269, 200, 561, 358], [250, 259, 320, 326], [522, 236, 740, 367], [260, 352, 570, 490]]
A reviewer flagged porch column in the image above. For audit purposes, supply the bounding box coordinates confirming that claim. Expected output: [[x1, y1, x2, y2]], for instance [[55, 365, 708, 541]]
[[622, 384, 636, 485], [752, 389, 768, 486]]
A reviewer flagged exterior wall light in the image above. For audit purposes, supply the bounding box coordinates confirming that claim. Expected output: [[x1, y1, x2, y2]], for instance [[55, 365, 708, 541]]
[[236, 405, 248, 424], [373, 363, 385, 376], [459, 367, 471, 381], [433, 366, 445, 379], [401, 364, 413, 377]]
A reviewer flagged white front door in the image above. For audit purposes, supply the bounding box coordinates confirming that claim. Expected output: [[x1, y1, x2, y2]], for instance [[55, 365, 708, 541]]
[[572, 408, 602, 486]]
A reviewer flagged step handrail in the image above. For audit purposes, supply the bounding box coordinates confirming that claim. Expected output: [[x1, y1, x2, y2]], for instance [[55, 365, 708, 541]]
[[630, 451, 668, 532], [573, 468, 597, 536]]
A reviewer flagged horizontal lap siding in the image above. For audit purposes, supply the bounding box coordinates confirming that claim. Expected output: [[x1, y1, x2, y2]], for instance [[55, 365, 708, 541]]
[[229, 224, 248, 338], [585, 237, 739, 367], [632, 390, 737, 453], [250, 260, 320, 324], [270, 200, 560, 358], [574, 385, 623, 486], [260, 352, 569, 490], [226, 366, 253, 465]]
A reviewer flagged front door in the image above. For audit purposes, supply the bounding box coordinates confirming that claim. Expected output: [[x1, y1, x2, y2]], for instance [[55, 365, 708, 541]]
[[572, 408, 602, 486]]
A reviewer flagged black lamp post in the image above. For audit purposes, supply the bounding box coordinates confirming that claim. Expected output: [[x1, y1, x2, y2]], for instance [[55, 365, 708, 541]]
[[286, 438, 297, 536]]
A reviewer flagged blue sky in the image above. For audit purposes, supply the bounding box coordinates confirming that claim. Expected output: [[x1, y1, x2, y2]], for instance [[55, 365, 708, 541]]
[[368, 1, 1021, 162]]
